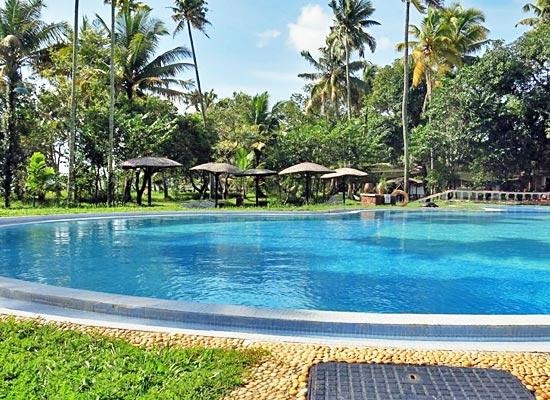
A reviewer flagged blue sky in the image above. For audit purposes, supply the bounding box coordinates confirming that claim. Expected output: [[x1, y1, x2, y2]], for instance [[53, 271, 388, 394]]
[[42, 0, 530, 104]]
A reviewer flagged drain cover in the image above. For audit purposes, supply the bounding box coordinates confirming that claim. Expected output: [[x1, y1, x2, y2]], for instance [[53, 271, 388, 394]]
[[307, 363, 535, 400]]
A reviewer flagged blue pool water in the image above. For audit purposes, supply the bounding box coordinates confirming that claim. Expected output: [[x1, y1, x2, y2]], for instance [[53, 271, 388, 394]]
[[1, 209, 549, 315]]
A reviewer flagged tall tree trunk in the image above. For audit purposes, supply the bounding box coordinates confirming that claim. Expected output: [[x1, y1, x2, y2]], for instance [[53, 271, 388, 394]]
[[107, 0, 115, 206], [345, 42, 352, 167], [2, 86, 16, 208], [402, 0, 411, 195], [345, 42, 351, 122], [187, 21, 207, 129], [67, 0, 79, 207]]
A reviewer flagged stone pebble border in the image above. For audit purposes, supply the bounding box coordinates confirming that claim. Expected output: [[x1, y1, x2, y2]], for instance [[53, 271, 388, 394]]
[[1, 314, 549, 400]]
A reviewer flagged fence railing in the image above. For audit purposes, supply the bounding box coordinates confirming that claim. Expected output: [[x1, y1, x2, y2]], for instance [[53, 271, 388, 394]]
[[415, 190, 550, 203]]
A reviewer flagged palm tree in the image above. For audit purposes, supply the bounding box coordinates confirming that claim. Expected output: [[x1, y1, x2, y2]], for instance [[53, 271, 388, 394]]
[[67, 0, 79, 207], [108, 0, 115, 205], [400, 0, 443, 195], [517, 0, 550, 28], [113, 0, 150, 14], [400, 8, 458, 112], [399, 3, 487, 185], [97, 9, 194, 101], [328, 0, 379, 121], [0, 0, 67, 208], [399, 4, 488, 111], [172, 0, 211, 128], [184, 88, 216, 114], [299, 48, 345, 116], [102, 0, 150, 205], [299, 47, 368, 117], [444, 3, 488, 55]]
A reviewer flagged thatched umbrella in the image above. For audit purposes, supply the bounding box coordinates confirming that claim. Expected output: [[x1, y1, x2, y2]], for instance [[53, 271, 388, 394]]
[[321, 167, 368, 204], [279, 162, 334, 204], [190, 162, 243, 208], [239, 168, 277, 206], [121, 156, 182, 206]]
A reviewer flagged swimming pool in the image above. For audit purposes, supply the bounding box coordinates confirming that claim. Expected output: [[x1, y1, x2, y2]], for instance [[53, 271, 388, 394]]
[[1, 209, 549, 316]]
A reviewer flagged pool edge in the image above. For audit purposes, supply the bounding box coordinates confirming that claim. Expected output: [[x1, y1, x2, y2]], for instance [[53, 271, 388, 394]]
[[1, 277, 550, 343]]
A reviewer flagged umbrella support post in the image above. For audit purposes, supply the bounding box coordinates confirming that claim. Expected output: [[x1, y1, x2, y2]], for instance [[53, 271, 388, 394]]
[[255, 177, 260, 207], [305, 173, 310, 205], [147, 167, 153, 206], [214, 174, 219, 208]]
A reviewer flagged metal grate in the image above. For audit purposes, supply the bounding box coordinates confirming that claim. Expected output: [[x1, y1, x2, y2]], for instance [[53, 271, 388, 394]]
[[307, 362, 535, 400]]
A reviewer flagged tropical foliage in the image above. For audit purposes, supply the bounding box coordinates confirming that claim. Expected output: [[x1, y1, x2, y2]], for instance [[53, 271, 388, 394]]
[[327, 0, 379, 121], [96, 8, 194, 101], [25, 151, 54, 205], [0, 0, 548, 209], [517, 0, 550, 28], [172, 0, 210, 127], [398, 3, 489, 111], [0, 0, 67, 207]]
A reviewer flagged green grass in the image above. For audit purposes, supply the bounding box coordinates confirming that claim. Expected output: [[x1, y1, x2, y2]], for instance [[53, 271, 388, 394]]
[[0, 318, 263, 400], [0, 190, 492, 218]]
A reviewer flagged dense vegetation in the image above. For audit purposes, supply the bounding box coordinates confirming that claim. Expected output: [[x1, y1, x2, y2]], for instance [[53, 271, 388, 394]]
[[0, 0, 549, 208], [0, 318, 262, 399]]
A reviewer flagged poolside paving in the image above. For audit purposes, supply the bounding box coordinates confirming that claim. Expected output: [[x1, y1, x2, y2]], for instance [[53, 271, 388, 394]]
[[1, 314, 549, 400]]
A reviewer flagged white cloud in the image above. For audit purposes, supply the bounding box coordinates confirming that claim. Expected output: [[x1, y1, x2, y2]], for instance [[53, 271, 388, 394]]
[[377, 37, 392, 50], [288, 4, 332, 57], [256, 29, 281, 48]]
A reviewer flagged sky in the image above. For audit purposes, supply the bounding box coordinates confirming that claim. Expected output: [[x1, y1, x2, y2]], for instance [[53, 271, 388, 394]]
[[41, 0, 531, 104]]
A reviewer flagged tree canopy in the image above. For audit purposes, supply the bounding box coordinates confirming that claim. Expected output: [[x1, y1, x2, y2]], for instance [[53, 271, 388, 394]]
[[0, 0, 549, 208]]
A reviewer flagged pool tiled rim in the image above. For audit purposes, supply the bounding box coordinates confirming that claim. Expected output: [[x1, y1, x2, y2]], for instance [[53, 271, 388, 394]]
[[1, 211, 550, 346], [1, 277, 550, 344]]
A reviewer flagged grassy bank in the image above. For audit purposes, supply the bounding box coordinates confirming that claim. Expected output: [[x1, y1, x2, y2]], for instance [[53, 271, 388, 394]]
[[0, 318, 262, 399], [0, 191, 493, 218]]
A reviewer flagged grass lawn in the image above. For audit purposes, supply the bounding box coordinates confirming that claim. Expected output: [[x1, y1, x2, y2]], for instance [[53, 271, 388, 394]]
[[0, 190, 491, 218], [0, 318, 263, 399]]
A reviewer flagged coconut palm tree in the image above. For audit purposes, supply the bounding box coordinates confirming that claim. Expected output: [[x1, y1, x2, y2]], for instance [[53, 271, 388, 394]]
[[172, 0, 211, 128], [299, 47, 368, 117], [517, 0, 550, 28], [299, 48, 345, 117], [184, 88, 216, 114], [399, 4, 488, 111], [96, 9, 194, 101], [102, 0, 150, 205], [327, 0, 379, 121], [400, 0, 443, 194], [0, 0, 67, 208], [443, 2, 489, 63], [400, 8, 458, 112], [113, 0, 150, 14]]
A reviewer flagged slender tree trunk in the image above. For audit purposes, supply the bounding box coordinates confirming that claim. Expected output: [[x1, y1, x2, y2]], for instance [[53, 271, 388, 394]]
[[2, 86, 16, 208], [422, 72, 433, 113], [345, 42, 351, 122], [345, 42, 352, 167], [107, 0, 115, 205], [187, 21, 207, 129], [402, 0, 411, 195], [67, 0, 79, 207]]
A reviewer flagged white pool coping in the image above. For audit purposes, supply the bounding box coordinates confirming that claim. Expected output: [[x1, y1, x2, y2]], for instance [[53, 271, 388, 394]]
[[1, 210, 550, 350]]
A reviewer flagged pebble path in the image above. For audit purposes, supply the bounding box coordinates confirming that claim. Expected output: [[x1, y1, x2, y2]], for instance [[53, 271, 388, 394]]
[[2, 314, 549, 400]]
